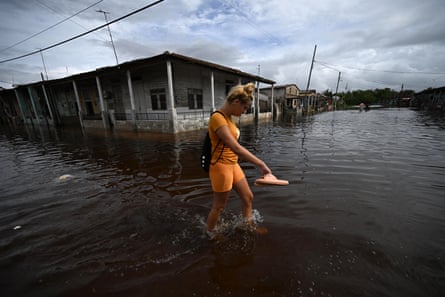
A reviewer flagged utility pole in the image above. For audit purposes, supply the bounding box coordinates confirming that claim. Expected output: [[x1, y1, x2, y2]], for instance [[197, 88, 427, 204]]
[[306, 44, 317, 92], [335, 72, 341, 94], [305, 45, 317, 113], [255, 64, 260, 120], [39, 48, 49, 80], [97, 10, 119, 65], [334, 71, 341, 111]]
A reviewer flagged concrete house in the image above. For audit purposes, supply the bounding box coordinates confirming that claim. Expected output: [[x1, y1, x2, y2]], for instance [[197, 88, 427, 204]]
[[0, 51, 276, 133], [261, 84, 302, 115]]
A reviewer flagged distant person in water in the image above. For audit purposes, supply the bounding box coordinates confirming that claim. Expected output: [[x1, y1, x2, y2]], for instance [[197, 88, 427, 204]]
[[359, 102, 370, 112], [206, 82, 272, 240]]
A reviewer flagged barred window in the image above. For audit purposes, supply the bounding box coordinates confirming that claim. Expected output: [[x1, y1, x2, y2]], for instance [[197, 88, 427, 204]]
[[150, 88, 167, 110], [187, 88, 203, 109]]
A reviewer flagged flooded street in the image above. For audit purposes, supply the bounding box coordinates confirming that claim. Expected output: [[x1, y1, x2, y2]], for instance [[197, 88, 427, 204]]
[[1, 108, 444, 297]]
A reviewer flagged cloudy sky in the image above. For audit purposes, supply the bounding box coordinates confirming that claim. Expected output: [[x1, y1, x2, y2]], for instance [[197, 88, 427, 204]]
[[1, 0, 444, 92]]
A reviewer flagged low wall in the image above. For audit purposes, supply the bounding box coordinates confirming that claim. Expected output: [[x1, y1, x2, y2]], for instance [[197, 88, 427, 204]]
[[59, 112, 273, 134], [135, 120, 175, 133]]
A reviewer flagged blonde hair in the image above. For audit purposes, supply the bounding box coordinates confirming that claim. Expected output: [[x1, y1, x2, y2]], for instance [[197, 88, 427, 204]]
[[226, 82, 255, 104]]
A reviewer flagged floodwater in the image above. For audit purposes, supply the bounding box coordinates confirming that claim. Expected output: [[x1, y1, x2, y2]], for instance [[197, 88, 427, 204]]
[[1, 109, 444, 297]]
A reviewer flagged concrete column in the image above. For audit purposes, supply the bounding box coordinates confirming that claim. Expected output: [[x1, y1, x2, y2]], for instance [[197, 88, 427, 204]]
[[72, 80, 84, 130], [41, 84, 55, 125], [166, 60, 177, 132], [95, 76, 108, 129], [126, 70, 137, 129], [210, 71, 215, 111], [27, 87, 40, 123], [14, 89, 27, 124], [126, 70, 136, 111], [255, 81, 259, 120], [271, 84, 275, 118]]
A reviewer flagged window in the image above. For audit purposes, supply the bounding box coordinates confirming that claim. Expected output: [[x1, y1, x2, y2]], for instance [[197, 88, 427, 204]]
[[225, 80, 235, 95], [151, 88, 167, 110], [188, 88, 203, 109]]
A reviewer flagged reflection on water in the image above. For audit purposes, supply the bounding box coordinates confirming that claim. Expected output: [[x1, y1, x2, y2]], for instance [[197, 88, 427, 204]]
[[1, 109, 444, 297]]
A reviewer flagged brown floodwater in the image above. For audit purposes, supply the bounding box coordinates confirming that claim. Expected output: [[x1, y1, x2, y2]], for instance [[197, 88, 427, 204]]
[[1, 109, 444, 297]]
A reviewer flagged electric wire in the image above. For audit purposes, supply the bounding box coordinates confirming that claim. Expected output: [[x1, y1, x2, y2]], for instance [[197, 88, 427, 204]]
[[315, 60, 412, 90], [316, 60, 445, 75], [33, 0, 109, 43], [0, 0, 165, 64], [0, 0, 104, 54]]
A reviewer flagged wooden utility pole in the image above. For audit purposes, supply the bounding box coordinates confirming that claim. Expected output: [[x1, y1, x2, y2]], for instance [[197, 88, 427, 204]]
[[97, 9, 119, 65], [334, 71, 341, 111], [304, 45, 317, 113], [306, 45, 317, 92]]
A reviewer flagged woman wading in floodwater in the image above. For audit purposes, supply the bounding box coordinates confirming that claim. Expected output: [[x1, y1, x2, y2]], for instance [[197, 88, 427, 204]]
[[206, 82, 272, 240]]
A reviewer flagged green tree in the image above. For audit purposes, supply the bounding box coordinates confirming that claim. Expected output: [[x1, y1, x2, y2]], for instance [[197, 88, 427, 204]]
[[338, 87, 414, 107]]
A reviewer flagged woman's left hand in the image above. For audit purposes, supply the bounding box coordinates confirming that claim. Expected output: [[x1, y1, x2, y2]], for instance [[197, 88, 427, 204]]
[[259, 162, 272, 176]]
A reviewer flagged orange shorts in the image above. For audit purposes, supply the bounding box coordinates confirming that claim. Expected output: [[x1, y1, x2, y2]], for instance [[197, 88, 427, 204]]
[[209, 162, 245, 192]]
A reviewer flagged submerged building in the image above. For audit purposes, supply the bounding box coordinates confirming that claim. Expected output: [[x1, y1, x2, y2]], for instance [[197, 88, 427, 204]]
[[0, 51, 276, 133]]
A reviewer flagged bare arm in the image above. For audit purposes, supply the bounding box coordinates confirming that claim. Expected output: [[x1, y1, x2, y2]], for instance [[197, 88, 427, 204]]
[[216, 125, 271, 175]]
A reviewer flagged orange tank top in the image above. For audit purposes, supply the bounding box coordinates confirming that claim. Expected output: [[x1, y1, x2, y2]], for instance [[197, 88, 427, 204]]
[[208, 111, 239, 164]]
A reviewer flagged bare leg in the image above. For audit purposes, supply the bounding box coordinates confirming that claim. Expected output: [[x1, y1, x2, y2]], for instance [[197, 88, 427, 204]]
[[233, 178, 254, 222], [206, 191, 230, 232], [233, 178, 268, 234]]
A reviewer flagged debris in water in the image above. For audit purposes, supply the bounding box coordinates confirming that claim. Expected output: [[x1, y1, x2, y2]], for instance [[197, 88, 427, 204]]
[[58, 174, 74, 181]]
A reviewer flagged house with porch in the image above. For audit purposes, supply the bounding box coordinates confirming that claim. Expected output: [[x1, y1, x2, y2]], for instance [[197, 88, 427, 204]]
[[0, 51, 276, 133], [260, 84, 302, 115]]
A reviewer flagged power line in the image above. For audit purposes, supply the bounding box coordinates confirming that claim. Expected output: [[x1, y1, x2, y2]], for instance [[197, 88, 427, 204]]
[[0, 0, 104, 54], [34, 0, 109, 43], [0, 0, 165, 64], [316, 60, 445, 75], [315, 60, 341, 72], [316, 60, 407, 90]]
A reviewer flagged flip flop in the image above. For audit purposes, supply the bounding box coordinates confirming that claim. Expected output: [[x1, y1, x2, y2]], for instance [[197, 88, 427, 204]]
[[254, 173, 289, 186]]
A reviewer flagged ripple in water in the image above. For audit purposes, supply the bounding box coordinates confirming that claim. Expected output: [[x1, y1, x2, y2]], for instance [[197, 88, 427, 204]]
[[1, 109, 444, 297]]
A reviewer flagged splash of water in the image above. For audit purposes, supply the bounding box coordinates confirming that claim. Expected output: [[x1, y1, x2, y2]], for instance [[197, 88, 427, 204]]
[[202, 209, 265, 237]]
